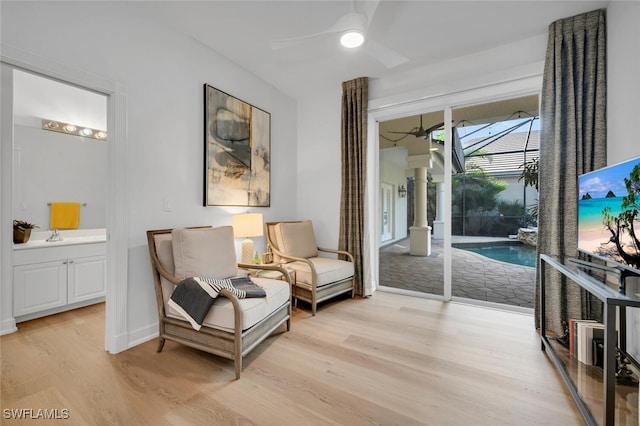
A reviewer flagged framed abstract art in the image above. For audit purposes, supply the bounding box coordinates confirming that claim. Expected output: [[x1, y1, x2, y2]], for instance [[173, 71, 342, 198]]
[[203, 84, 271, 206]]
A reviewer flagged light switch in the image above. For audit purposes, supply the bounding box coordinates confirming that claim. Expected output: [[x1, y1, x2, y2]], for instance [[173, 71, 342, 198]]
[[163, 198, 173, 212]]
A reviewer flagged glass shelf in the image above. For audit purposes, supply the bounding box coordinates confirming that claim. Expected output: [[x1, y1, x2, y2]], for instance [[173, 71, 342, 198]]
[[540, 254, 640, 425]]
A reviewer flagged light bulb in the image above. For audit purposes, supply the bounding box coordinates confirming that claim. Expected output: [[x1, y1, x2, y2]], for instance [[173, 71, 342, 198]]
[[340, 31, 364, 48]]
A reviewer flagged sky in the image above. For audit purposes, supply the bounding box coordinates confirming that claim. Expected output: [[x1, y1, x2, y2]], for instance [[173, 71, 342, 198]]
[[578, 157, 640, 199]]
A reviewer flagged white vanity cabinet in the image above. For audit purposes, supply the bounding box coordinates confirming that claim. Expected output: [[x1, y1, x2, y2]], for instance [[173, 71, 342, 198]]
[[13, 242, 106, 320]]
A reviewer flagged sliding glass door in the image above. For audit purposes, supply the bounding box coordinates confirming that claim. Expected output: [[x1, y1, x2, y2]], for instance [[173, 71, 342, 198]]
[[450, 95, 539, 309], [378, 110, 445, 297]]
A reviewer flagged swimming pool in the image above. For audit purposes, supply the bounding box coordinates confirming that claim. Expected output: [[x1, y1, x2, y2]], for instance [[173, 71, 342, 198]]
[[452, 241, 537, 267]]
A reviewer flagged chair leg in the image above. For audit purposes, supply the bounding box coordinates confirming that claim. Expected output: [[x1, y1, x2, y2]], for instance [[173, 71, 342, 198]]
[[157, 337, 165, 353], [312, 300, 317, 316], [234, 357, 242, 380]]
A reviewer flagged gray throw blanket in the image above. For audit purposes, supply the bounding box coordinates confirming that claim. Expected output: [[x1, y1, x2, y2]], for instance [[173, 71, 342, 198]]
[[168, 276, 266, 331]]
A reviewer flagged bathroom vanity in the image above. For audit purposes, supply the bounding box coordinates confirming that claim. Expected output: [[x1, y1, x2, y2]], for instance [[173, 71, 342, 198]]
[[12, 229, 106, 322]]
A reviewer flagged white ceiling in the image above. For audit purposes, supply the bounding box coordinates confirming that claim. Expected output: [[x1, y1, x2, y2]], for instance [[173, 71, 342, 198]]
[[11, 1, 607, 126], [127, 0, 608, 98]]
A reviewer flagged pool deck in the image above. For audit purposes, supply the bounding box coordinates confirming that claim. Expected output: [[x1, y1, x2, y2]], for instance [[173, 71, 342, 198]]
[[379, 236, 536, 309]]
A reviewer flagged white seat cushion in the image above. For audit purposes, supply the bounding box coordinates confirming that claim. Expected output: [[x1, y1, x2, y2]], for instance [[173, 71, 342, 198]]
[[166, 277, 290, 332], [287, 257, 354, 287]]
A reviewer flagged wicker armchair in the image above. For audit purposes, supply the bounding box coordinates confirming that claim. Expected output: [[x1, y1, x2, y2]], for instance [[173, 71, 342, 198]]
[[146, 226, 292, 379], [265, 220, 354, 315]]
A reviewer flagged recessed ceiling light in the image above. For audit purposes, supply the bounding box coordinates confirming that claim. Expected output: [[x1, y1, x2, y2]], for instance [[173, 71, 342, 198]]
[[63, 124, 77, 132], [80, 128, 93, 136]]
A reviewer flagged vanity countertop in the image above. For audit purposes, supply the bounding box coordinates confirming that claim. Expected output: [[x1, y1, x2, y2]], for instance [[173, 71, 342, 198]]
[[13, 228, 107, 250]]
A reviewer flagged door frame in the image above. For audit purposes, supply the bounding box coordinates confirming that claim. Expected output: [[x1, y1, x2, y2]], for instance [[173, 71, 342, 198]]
[[0, 44, 129, 353], [365, 75, 543, 297]]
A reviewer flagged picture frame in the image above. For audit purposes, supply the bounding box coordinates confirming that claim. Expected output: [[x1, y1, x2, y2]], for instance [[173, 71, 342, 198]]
[[203, 84, 271, 206]]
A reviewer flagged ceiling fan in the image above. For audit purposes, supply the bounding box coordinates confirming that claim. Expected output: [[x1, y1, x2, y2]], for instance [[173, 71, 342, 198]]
[[269, 0, 408, 69], [388, 115, 444, 139]]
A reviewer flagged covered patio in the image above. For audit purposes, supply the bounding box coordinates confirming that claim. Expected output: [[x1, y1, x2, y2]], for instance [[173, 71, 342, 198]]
[[379, 237, 536, 309]]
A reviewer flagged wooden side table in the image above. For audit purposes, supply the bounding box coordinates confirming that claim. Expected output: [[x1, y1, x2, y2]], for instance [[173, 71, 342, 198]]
[[255, 267, 297, 308]]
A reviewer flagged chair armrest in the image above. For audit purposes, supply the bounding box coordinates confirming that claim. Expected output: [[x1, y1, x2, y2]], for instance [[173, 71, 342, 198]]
[[218, 288, 243, 346], [318, 247, 354, 263]]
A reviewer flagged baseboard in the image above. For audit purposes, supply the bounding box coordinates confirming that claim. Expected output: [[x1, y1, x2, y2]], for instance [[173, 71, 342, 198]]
[[127, 323, 159, 349], [0, 317, 17, 335]]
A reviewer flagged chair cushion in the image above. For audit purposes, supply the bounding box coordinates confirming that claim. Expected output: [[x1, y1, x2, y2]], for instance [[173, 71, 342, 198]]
[[166, 277, 290, 332], [274, 221, 318, 260], [172, 226, 237, 280], [287, 257, 354, 287]]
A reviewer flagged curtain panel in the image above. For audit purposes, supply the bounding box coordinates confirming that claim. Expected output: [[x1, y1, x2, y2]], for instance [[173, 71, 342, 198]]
[[339, 77, 370, 296], [536, 9, 607, 335]]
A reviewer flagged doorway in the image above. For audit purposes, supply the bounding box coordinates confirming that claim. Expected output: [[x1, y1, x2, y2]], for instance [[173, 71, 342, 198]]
[[0, 50, 127, 353], [380, 182, 394, 243], [377, 110, 446, 298], [370, 89, 540, 312], [450, 95, 539, 310]]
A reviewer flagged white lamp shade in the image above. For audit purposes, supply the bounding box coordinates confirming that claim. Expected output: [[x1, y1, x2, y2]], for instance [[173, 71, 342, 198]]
[[232, 213, 264, 238], [232, 213, 263, 264]]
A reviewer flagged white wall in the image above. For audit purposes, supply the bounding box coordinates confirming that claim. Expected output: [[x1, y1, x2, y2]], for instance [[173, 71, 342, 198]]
[[13, 125, 108, 230], [607, 2, 640, 165], [606, 1, 640, 364], [296, 90, 343, 248], [1, 2, 297, 341]]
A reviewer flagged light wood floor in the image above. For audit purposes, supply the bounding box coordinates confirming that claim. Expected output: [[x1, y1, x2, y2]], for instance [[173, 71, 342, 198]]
[[1, 293, 594, 425]]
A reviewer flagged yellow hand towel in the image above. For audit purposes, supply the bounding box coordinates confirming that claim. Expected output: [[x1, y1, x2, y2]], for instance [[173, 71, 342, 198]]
[[50, 202, 81, 229]]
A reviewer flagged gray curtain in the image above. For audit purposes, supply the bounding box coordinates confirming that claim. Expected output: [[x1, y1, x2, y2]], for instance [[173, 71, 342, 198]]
[[535, 9, 607, 335], [339, 77, 369, 296]]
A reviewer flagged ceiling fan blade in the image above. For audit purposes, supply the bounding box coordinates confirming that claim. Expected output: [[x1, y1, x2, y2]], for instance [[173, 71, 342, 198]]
[[363, 39, 409, 68], [270, 29, 336, 50], [358, 0, 381, 29], [271, 10, 367, 51]]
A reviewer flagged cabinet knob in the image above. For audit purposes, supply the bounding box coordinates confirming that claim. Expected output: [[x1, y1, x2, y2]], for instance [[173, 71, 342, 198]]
[[68, 260, 74, 264], [62, 261, 68, 264]]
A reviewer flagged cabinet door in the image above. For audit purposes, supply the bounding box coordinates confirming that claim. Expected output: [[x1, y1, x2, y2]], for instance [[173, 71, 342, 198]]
[[14, 261, 67, 316], [67, 256, 106, 304]]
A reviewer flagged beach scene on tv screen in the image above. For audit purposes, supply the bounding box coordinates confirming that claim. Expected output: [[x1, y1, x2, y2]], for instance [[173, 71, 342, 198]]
[[578, 157, 640, 269]]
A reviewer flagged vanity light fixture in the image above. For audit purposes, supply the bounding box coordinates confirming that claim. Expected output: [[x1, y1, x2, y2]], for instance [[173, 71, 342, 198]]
[[42, 119, 107, 141]]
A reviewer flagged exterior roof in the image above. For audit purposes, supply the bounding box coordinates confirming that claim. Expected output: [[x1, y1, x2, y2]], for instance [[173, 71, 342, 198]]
[[462, 130, 539, 176]]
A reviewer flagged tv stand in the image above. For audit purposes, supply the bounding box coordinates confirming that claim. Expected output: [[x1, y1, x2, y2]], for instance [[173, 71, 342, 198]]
[[539, 254, 640, 426], [569, 256, 639, 293]]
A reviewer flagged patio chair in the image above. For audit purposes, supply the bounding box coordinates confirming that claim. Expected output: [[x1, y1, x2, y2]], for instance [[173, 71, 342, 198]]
[[265, 220, 354, 315]]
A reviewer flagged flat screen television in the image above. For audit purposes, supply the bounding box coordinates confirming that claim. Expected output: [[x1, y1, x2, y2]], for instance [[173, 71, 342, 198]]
[[577, 155, 640, 275]]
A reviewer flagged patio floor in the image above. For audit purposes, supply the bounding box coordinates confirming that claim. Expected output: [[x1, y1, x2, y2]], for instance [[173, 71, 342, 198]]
[[379, 236, 536, 309]]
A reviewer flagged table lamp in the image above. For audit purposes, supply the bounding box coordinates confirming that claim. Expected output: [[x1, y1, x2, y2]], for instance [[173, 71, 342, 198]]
[[232, 212, 264, 264]]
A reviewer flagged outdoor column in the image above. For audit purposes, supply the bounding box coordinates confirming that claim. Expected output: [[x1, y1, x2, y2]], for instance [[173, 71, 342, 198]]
[[432, 181, 445, 240], [410, 166, 431, 256]]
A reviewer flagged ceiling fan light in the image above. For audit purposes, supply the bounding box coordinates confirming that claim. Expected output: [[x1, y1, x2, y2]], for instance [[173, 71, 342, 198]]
[[340, 30, 364, 48]]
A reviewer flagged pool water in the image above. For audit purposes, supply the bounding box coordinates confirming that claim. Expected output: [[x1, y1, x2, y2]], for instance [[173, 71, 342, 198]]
[[452, 242, 537, 267]]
